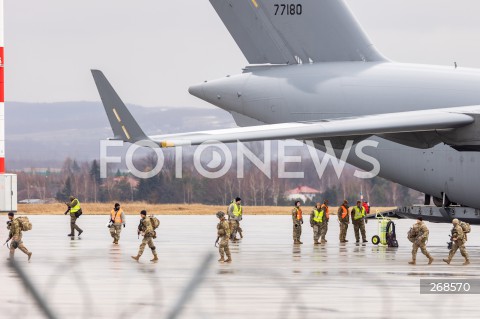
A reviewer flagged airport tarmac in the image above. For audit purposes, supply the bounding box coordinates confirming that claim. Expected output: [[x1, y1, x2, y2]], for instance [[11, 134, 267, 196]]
[[0, 214, 479, 319]]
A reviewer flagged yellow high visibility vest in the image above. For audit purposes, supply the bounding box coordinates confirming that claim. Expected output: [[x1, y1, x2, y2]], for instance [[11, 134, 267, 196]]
[[353, 206, 366, 220], [70, 199, 81, 213], [313, 209, 324, 223], [232, 203, 242, 217]]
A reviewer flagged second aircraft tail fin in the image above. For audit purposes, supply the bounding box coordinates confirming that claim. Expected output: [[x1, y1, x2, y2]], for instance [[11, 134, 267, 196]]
[[91, 70, 148, 143]]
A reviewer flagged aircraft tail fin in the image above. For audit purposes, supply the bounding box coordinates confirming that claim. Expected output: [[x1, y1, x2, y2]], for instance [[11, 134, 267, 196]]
[[91, 70, 148, 143], [209, 0, 386, 64]]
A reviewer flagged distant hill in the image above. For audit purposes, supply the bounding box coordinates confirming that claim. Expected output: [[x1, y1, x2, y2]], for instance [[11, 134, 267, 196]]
[[5, 102, 235, 169]]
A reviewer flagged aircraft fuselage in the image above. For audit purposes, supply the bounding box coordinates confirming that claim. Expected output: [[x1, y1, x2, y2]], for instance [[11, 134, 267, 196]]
[[190, 62, 480, 208]]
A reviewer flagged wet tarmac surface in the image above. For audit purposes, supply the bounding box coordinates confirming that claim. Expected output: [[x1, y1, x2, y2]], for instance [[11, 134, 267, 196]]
[[1, 215, 480, 319]]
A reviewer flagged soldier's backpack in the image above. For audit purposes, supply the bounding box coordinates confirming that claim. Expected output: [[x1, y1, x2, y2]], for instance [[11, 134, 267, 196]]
[[149, 215, 160, 230], [407, 226, 417, 243], [459, 221, 471, 234], [16, 216, 32, 232]]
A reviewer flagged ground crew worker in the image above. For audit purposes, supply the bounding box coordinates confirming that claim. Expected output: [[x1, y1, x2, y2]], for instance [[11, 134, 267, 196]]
[[292, 201, 303, 244], [132, 210, 158, 262], [408, 217, 434, 265], [65, 195, 83, 237], [320, 200, 329, 243], [6, 212, 32, 261], [443, 219, 470, 265], [216, 211, 232, 263], [310, 202, 325, 245], [338, 200, 349, 243], [228, 197, 243, 241], [109, 203, 126, 244], [352, 200, 368, 243]]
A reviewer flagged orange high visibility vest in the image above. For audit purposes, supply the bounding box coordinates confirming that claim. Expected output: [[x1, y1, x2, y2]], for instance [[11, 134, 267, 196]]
[[321, 204, 329, 218], [295, 207, 303, 220], [111, 209, 123, 223], [340, 206, 348, 219]]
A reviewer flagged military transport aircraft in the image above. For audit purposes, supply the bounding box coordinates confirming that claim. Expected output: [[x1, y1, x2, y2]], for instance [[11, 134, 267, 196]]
[[92, 0, 480, 224]]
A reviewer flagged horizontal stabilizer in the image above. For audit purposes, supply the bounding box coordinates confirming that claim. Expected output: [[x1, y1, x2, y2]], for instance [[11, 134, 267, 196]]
[[91, 70, 148, 143]]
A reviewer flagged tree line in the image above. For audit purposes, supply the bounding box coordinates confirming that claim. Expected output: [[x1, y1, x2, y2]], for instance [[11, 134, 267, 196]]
[[16, 148, 421, 207]]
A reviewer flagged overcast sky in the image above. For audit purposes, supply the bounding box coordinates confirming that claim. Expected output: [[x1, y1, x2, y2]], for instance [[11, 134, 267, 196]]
[[5, 0, 480, 108]]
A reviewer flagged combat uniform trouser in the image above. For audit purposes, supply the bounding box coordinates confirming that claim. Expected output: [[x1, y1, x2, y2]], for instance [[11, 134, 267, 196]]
[[339, 222, 348, 242], [447, 239, 469, 262], [320, 222, 328, 243], [218, 236, 231, 260], [137, 233, 157, 258], [312, 223, 321, 243], [412, 239, 432, 261], [9, 235, 30, 259], [109, 224, 122, 242], [229, 220, 238, 240], [293, 222, 302, 242], [70, 215, 83, 235], [353, 220, 366, 242], [237, 222, 243, 238]]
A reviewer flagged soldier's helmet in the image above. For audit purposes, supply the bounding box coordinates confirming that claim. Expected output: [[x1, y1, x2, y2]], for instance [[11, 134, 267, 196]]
[[452, 218, 459, 224], [69, 195, 75, 201], [216, 211, 225, 219]]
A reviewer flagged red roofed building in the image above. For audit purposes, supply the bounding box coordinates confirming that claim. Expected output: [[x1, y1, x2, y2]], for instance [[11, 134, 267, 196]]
[[285, 186, 321, 202]]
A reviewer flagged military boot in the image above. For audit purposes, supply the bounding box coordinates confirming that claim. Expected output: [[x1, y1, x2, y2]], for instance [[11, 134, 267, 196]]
[[408, 259, 416, 265], [225, 255, 232, 263], [314, 241, 320, 245], [463, 259, 470, 266], [218, 256, 225, 263], [131, 255, 140, 261], [293, 240, 300, 244], [150, 255, 159, 262], [67, 233, 74, 237], [443, 258, 451, 265], [28, 252, 32, 261], [428, 257, 434, 265]]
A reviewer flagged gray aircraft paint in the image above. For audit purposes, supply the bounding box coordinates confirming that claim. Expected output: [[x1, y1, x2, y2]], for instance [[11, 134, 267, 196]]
[[93, 0, 480, 211], [188, 62, 480, 208]]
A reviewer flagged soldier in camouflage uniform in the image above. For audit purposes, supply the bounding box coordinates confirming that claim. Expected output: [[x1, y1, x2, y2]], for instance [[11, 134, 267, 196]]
[[131, 210, 158, 262], [292, 201, 303, 244], [216, 211, 232, 263], [228, 197, 243, 242], [109, 203, 126, 244], [408, 217, 434, 265], [6, 212, 32, 261], [337, 200, 350, 243], [319, 200, 329, 243], [65, 195, 83, 237], [443, 218, 470, 265], [351, 201, 368, 243], [310, 202, 324, 245]]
